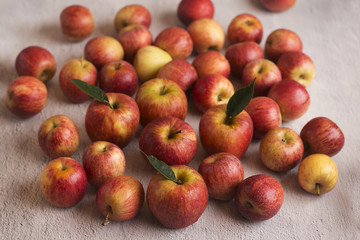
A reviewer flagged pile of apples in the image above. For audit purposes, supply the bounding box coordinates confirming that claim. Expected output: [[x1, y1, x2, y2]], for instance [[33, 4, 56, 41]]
[[4, 0, 345, 229]]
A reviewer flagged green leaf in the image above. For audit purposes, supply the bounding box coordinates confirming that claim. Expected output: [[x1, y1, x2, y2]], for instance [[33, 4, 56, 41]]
[[226, 78, 255, 119]]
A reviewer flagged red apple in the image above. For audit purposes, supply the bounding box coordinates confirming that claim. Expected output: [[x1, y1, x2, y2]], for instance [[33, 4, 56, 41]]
[[235, 174, 284, 221], [227, 13, 263, 44], [146, 165, 208, 228], [114, 4, 151, 33], [260, 0, 296, 12], [40, 157, 87, 208], [177, 0, 214, 25], [15, 46, 56, 84], [192, 51, 231, 78], [6, 76, 47, 118], [198, 152, 244, 201]]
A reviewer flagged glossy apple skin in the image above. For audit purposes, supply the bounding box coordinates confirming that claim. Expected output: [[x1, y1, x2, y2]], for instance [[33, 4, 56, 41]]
[[139, 117, 197, 165], [60, 5, 94, 41], [260, 0, 296, 12], [192, 51, 231, 78], [245, 97, 282, 139], [6, 76, 47, 118], [199, 104, 253, 159], [192, 74, 235, 113], [198, 152, 244, 201], [260, 127, 304, 172], [85, 93, 140, 148], [96, 175, 144, 221], [268, 79, 310, 121], [225, 41, 264, 78], [114, 4, 151, 33], [300, 117, 345, 157], [59, 58, 97, 103], [146, 165, 208, 229], [177, 0, 214, 25], [235, 174, 284, 221], [82, 141, 126, 188], [15, 46, 56, 84], [154, 27, 193, 60], [135, 78, 188, 126], [99, 60, 138, 96], [227, 13, 263, 44], [40, 157, 87, 208], [298, 154, 338, 195], [38, 115, 79, 159]]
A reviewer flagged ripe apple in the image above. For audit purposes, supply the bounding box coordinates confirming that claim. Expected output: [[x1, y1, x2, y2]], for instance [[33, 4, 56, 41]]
[[192, 74, 235, 113], [267, 79, 310, 121], [245, 97, 282, 139], [82, 141, 126, 188], [187, 18, 225, 54], [277, 51, 316, 88], [6, 76, 47, 118], [59, 58, 97, 103], [241, 58, 282, 97], [259, 127, 304, 172], [114, 4, 151, 33], [40, 157, 87, 208], [227, 13, 263, 44], [300, 117, 345, 157], [177, 0, 214, 25], [298, 154, 338, 195], [60, 5, 94, 41], [225, 41, 264, 78], [15, 46, 56, 84], [198, 152, 244, 201], [99, 60, 138, 96], [135, 78, 188, 126], [156, 59, 198, 92], [96, 175, 144, 224], [154, 27, 193, 60], [192, 50, 231, 78], [133, 45, 172, 83], [260, 0, 296, 12], [85, 92, 140, 148], [146, 165, 208, 228], [38, 115, 79, 159], [139, 116, 197, 165], [235, 174, 284, 221]]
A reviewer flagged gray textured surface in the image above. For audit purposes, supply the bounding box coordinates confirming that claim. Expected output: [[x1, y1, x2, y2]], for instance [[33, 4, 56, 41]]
[[1, 0, 360, 239]]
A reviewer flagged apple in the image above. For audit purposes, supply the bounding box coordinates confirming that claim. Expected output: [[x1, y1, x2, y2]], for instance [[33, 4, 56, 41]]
[[6, 76, 47, 118], [84, 36, 124, 69], [154, 26, 193, 60], [225, 41, 264, 78], [187, 18, 225, 54], [198, 152, 244, 201], [260, 0, 296, 12], [177, 0, 214, 25], [114, 4, 151, 33], [133, 45, 172, 83], [156, 59, 198, 92], [241, 58, 282, 97], [277, 51, 316, 88], [265, 28, 303, 62], [15, 46, 56, 84], [300, 117, 345, 157], [192, 50, 231, 78], [260, 127, 304, 172], [192, 74, 235, 113], [38, 115, 79, 159], [146, 165, 208, 228], [235, 174, 284, 221], [139, 116, 197, 165], [135, 78, 188, 126], [117, 24, 152, 63], [96, 175, 144, 224], [99, 60, 138, 96], [245, 97, 282, 139], [85, 92, 140, 148], [298, 154, 338, 195], [267, 79, 310, 121], [59, 58, 97, 103], [60, 5, 94, 41], [40, 157, 87, 208], [82, 141, 126, 188], [227, 13, 263, 44]]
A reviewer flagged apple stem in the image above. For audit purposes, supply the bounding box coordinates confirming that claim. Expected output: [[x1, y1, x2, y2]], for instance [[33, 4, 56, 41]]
[[102, 212, 110, 226], [316, 183, 320, 196], [225, 116, 233, 125], [168, 130, 182, 139], [160, 85, 167, 95], [80, 56, 84, 67]]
